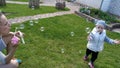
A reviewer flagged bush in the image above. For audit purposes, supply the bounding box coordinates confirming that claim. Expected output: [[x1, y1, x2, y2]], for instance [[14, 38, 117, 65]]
[[79, 7, 90, 15], [65, 0, 71, 2], [79, 7, 120, 24], [90, 8, 120, 23]]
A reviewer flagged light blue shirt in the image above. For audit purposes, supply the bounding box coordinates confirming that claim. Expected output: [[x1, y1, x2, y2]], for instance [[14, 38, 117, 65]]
[[87, 27, 114, 52], [0, 36, 6, 64], [0, 36, 6, 51]]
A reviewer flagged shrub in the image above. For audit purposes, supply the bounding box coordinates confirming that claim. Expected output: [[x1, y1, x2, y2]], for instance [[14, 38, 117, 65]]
[[79, 7, 120, 24], [90, 8, 120, 23], [65, 0, 71, 2], [79, 7, 90, 15]]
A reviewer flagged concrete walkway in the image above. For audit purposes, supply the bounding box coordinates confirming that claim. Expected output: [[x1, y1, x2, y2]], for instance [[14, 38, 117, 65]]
[[6, 1, 120, 33], [6, 1, 80, 24]]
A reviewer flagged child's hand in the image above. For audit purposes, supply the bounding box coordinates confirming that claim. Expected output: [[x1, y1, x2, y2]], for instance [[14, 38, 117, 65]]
[[114, 39, 120, 44], [87, 35, 93, 41]]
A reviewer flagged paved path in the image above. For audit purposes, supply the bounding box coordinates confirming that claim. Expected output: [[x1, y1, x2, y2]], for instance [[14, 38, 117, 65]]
[[6, 1, 120, 33], [6, 1, 80, 24], [112, 29, 120, 33]]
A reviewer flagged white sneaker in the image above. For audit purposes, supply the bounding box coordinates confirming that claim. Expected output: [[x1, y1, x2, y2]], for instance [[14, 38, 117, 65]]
[[88, 62, 94, 68]]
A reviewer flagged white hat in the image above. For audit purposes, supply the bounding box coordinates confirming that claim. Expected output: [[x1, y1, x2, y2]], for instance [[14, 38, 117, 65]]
[[96, 20, 106, 28]]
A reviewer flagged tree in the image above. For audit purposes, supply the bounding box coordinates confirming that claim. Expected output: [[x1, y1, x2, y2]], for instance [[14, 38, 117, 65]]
[[0, 0, 6, 6], [29, 0, 40, 9], [56, 0, 66, 10]]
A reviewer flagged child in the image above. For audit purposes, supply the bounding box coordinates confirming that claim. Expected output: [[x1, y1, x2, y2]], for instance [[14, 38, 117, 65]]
[[83, 20, 120, 68], [0, 12, 21, 68]]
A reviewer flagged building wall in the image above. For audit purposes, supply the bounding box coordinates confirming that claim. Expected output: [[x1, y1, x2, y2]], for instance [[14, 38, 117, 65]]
[[76, 0, 102, 9], [100, 0, 111, 12], [75, 0, 120, 16], [108, 0, 120, 16]]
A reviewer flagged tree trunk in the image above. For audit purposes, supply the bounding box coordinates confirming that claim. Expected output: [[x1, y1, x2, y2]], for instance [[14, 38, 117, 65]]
[[0, 0, 6, 6], [29, 0, 40, 9], [56, 0, 65, 10]]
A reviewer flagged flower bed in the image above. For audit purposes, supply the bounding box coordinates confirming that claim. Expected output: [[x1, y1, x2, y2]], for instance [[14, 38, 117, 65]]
[[79, 7, 120, 23], [75, 7, 120, 31]]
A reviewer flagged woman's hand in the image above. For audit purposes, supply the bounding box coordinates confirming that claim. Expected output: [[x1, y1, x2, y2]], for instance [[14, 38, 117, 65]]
[[15, 31, 24, 38], [11, 36, 20, 46], [9, 31, 24, 38], [10, 31, 25, 44]]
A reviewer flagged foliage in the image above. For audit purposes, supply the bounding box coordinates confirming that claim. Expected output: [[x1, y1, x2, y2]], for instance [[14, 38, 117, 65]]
[[79, 7, 90, 15], [90, 8, 120, 23], [79, 7, 120, 23], [11, 0, 30, 2], [65, 0, 72, 2]]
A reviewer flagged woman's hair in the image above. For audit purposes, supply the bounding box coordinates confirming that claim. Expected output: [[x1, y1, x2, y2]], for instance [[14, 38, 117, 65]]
[[0, 12, 3, 24], [0, 13, 3, 33], [0, 12, 3, 17]]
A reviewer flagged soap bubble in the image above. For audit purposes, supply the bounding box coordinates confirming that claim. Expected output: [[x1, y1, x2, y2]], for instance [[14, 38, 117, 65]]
[[70, 32, 75, 36], [85, 27, 91, 34], [86, 18, 89, 22], [61, 48, 64, 54], [34, 18, 39, 24], [31, 6, 35, 10], [0, 10, 2, 13], [79, 50, 82, 54], [29, 20, 34, 26], [19, 24, 25, 29], [40, 27, 44, 32]]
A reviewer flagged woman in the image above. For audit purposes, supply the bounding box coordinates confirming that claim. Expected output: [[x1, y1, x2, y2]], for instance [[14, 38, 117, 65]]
[[0, 12, 21, 68]]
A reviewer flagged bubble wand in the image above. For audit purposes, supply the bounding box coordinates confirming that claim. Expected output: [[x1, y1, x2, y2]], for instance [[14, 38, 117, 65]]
[[15, 27, 25, 44], [18, 31, 25, 44], [11, 27, 20, 45]]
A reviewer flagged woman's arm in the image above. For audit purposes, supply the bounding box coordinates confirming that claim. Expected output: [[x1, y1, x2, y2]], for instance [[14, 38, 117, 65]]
[[3, 33, 19, 64]]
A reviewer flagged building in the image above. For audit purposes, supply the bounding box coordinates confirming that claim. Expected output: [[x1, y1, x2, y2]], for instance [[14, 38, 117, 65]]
[[75, 0, 120, 16]]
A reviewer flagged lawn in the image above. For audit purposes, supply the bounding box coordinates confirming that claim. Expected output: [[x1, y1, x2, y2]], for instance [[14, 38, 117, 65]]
[[9, 0, 43, 2], [0, 3, 69, 18], [10, 14, 120, 68], [10, 0, 31, 2]]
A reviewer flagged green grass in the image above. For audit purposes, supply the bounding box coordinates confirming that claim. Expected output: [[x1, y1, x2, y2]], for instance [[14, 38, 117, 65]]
[[10, 0, 30, 2], [10, 14, 120, 68], [9, 0, 29, 2], [0, 3, 69, 18], [11, 0, 43, 2]]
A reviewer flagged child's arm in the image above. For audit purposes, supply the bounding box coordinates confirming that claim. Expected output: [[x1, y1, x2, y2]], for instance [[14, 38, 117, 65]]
[[87, 33, 94, 41], [104, 36, 120, 44]]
